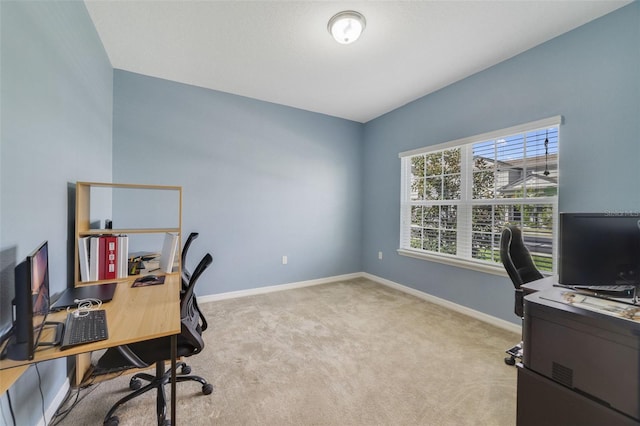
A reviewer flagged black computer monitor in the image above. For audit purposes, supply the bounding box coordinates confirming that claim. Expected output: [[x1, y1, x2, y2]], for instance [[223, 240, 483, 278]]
[[559, 213, 640, 287], [5, 241, 51, 361]]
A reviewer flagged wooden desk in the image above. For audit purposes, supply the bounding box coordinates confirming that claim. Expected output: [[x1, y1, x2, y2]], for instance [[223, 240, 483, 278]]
[[0, 274, 181, 421], [0, 364, 29, 394]]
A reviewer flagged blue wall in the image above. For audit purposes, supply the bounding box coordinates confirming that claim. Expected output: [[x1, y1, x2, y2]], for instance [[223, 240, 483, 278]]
[[112, 72, 363, 295], [1, 1, 638, 424], [361, 2, 640, 324], [0, 1, 113, 425]]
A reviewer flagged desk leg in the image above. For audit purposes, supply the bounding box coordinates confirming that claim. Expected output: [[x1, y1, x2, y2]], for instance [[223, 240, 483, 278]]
[[171, 334, 177, 424], [75, 353, 92, 386]]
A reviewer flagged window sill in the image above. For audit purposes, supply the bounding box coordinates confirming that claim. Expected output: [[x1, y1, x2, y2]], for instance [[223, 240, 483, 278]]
[[396, 248, 509, 277]]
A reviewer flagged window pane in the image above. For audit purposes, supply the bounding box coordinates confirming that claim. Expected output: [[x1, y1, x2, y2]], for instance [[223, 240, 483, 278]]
[[441, 230, 457, 255], [442, 149, 461, 174], [494, 162, 522, 199], [493, 204, 511, 232], [473, 141, 495, 167], [496, 134, 525, 162], [411, 206, 423, 226], [522, 205, 554, 271], [441, 205, 457, 230], [491, 233, 502, 264], [525, 129, 558, 198], [471, 229, 500, 264], [424, 206, 439, 228], [522, 204, 553, 236], [425, 152, 442, 175], [471, 232, 493, 261], [526, 174, 557, 198], [423, 228, 439, 251], [411, 206, 422, 226], [424, 177, 442, 200], [410, 177, 424, 201], [493, 135, 522, 199], [473, 170, 495, 199], [411, 155, 425, 178], [472, 206, 492, 232], [443, 174, 461, 199], [410, 228, 422, 249]]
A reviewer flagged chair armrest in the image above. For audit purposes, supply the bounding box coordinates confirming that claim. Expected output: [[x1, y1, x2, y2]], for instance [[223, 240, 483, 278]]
[[115, 345, 150, 369]]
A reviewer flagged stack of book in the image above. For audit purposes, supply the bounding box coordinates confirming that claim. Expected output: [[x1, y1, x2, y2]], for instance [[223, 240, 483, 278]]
[[78, 235, 129, 282], [79, 232, 179, 281]]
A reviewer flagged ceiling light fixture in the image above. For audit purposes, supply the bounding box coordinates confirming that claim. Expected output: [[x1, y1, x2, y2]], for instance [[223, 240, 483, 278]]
[[327, 10, 366, 45]]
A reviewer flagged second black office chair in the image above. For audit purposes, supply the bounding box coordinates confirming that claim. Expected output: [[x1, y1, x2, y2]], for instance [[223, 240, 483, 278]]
[[95, 253, 214, 426], [500, 225, 543, 366]]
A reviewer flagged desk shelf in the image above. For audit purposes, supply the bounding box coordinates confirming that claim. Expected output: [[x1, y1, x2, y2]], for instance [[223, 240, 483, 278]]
[[79, 228, 181, 236], [74, 182, 182, 286]]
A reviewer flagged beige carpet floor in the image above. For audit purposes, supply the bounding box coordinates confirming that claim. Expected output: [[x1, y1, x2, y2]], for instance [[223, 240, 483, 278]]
[[54, 278, 519, 425]]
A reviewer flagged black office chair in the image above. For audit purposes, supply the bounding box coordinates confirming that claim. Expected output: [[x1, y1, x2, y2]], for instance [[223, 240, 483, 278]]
[[181, 232, 199, 285], [500, 225, 543, 366], [180, 232, 207, 332], [95, 253, 214, 426]]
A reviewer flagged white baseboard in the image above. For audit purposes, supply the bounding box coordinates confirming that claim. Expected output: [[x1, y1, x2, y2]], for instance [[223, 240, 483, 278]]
[[198, 271, 520, 335], [37, 376, 69, 426], [361, 272, 521, 335], [197, 272, 362, 303]]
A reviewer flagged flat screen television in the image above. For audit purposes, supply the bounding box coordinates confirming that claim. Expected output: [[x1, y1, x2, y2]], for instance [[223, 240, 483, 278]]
[[5, 241, 51, 361], [559, 213, 640, 287]]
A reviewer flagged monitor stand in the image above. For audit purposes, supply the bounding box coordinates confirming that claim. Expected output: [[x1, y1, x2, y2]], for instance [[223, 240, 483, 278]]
[[37, 321, 64, 347]]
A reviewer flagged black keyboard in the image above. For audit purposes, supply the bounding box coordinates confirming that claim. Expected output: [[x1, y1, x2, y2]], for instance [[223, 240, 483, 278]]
[[60, 310, 108, 350]]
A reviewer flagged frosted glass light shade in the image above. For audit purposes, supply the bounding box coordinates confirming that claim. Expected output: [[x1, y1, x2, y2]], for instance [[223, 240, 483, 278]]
[[328, 11, 366, 45]]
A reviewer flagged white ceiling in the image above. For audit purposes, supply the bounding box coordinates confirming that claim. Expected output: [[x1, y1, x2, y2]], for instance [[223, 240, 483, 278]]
[[85, 1, 630, 123]]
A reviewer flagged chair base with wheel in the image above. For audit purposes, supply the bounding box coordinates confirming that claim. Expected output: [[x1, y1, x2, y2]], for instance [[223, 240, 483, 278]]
[[504, 341, 523, 366], [103, 359, 213, 426]]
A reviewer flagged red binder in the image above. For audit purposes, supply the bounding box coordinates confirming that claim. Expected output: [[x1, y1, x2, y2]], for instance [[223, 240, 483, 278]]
[[100, 236, 118, 280]]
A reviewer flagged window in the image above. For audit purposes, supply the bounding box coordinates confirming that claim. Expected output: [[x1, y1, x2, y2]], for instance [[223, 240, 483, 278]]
[[399, 117, 561, 274]]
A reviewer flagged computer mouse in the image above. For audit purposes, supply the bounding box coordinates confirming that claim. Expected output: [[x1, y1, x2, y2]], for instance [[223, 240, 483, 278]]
[[139, 274, 158, 283]]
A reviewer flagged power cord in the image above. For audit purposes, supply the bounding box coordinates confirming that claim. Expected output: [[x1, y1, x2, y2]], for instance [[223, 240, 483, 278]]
[[35, 364, 46, 426], [0, 325, 14, 360], [49, 369, 126, 426], [5, 389, 16, 426], [66, 298, 102, 318]]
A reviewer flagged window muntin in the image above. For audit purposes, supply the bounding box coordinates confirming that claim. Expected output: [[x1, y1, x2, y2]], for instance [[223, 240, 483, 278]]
[[400, 119, 559, 273]]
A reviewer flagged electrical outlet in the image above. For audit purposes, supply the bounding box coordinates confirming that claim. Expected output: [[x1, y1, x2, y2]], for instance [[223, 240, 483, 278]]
[[378, 251, 383, 260], [282, 255, 288, 265]]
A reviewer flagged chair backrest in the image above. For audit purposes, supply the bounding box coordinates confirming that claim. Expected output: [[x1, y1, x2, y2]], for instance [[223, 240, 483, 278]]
[[178, 252, 213, 355], [180, 232, 209, 331], [500, 225, 543, 289], [181, 232, 199, 284]]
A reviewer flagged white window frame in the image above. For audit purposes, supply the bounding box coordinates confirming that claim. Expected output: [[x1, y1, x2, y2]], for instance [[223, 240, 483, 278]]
[[398, 116, 562, 276]]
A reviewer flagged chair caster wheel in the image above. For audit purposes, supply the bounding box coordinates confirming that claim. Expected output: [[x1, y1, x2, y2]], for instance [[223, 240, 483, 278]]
[[504, 356, 516, 366], [104, 415, 119, 426], [180, 365, 191, 375], [129, 378, 142, 390], [202, 383, 214, 395]]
